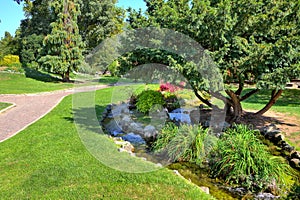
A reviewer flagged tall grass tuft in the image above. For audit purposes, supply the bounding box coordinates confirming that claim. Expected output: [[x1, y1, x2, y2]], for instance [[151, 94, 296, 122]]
[[210, 124, 296, 195], [153, 123, 217, 165]]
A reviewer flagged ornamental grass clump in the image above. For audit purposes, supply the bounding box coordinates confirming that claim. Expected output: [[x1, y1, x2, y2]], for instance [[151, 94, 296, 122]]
[[210, 124, 296, 195], [153, 123, 217, 165]]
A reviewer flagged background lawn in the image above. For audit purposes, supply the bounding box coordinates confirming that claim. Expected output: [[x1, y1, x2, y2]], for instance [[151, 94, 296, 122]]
[[242, 88, 300, 117], [0, 72, 120, 94], [0, 87, 212, 199]]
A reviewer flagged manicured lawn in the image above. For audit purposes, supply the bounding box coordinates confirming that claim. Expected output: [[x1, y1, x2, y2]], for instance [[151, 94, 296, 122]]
[[0, 87, 212, 199], [242, 88, 300, 117], [0, 73, 74, 94], [0, 102, 12, 111], [0, 72, 120, 94]]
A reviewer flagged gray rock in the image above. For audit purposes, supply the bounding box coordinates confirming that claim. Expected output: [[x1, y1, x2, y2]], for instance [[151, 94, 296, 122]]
[[200, 186, 210, 194], [122, 133, 146, 145], [289, 158, 300, 169], [291, 151, 300, 159], [254, 193, 279, 200], [143, 125, 158, 138]]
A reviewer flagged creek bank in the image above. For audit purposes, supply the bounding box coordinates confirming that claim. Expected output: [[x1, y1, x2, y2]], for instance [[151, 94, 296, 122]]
[[99, 103, 295, 199]]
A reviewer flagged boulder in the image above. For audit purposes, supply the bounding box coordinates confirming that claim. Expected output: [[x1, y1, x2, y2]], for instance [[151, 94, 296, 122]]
[[122, 133, 146, 145], [115, 140, 135, 153], [143, 125, 158, 139], [289, 158, 300, 169], [291, 151, 300, 160]]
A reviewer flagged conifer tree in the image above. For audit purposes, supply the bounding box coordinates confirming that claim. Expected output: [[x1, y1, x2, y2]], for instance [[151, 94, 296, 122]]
[[39, 0, 84, 82]]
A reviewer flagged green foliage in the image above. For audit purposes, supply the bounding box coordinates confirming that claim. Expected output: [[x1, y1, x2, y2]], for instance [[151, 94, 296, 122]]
[[136, 90, 165, 114], [153, 123, 216, 164], [108, 60, 119, 76], [20, 34, 44, 67], [39, 0, 84, 82], [78, 0, 124, 51], [210, 124, 295, 194], [0, 31, 19, 60], [126, 0, 300, 118]]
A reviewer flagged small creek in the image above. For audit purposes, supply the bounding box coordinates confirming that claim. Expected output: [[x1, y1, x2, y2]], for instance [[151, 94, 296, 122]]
[[100, 103, 297, 200]]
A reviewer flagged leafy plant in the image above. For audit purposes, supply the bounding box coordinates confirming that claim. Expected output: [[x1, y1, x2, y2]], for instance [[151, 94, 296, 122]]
[[136, 90, 165, 114], [153, 123, 216, 165], [0, 54, 21, 66], [210, 124, 296, 195]]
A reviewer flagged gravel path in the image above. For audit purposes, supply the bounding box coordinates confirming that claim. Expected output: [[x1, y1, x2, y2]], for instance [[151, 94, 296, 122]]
[[0, 85, 108, 142]]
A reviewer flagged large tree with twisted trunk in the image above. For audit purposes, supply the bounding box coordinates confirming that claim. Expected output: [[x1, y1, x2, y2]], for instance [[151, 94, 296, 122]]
[[124, 0, 300, 121]]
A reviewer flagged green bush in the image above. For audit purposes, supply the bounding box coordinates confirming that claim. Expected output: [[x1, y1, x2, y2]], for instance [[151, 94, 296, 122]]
[[136, 90, 165, 114], [210, 124, 295, 195], [153, 123, 216, 164]]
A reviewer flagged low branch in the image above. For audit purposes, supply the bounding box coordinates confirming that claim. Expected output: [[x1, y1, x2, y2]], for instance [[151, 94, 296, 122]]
[[235, 80, 244, 96], [193, 89, 212, 108], [254, 89, 283, 116], [240, 89, 259, 101]]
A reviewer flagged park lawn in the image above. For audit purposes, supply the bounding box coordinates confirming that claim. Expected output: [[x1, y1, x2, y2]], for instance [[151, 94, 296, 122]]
[[0, 102, 12, 111], [0, 73, 74, 94], [0, 87, 212, 199], [242, 88, 300, 117], [0, 72, 120, 94]]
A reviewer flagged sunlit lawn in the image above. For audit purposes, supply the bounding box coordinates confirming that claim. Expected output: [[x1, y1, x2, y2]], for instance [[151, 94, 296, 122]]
[[0, 86, 212, 199]]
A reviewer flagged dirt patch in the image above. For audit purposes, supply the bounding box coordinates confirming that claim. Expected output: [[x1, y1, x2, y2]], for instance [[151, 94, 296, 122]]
[[0, 67, 7, 71], [240, 110, 300, 148]]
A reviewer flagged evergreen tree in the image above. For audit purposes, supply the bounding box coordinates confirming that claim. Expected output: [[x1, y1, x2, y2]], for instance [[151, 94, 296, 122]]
[[78, 0, 124, 51], [39, 0, 84, 82]]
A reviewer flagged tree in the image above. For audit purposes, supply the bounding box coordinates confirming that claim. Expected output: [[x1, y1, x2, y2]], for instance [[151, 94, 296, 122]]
[[124, 0, 300, 121], [39, 0, 84, 82], [78, 0, 124, 52]]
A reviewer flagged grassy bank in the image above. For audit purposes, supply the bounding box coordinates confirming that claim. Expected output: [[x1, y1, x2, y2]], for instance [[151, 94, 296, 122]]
[[0, 87, 212, 199]]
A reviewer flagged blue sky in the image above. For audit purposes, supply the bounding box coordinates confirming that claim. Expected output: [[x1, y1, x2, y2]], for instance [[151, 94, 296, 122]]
[[0, 0, 146, 39]]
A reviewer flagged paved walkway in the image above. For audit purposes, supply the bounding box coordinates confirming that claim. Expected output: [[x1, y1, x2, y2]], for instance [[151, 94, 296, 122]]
[[0, 85, 108, 142]]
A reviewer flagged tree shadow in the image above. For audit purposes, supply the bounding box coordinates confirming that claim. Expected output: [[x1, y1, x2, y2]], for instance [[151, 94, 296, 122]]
[[23, 67, 63, 83], [240, 111, 298, 131], [64, 105, 106, 134], [242, 88, 300, 107]]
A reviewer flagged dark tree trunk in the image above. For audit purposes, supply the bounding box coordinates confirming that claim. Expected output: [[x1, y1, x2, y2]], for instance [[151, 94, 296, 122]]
[[226, 90, 243, 122], [62, 70, 70, 82], [254, 89, 283, 116]]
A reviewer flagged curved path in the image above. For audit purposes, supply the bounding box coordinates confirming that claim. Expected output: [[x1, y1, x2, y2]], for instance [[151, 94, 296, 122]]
[[0, 85, 108, 142]]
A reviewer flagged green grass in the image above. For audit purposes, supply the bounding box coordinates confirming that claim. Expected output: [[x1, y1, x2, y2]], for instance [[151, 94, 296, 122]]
[[0, 87, 212, 199], [242, 88, 300, 117], [0, 102, 12, 111], [0, 73, 74, 94]]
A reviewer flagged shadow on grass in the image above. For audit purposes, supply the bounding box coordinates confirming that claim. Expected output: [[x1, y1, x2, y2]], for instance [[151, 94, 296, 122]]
[[64, 105, 106, 134], [242, 88, 300, 106], [23, 67, 63, 83]]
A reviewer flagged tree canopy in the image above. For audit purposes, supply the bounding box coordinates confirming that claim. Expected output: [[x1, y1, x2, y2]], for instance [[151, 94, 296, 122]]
[[122, 0, 300, 120]]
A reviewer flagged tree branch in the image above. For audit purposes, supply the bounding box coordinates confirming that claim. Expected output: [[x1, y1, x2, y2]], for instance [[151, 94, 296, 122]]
[[193, 89, 212, 108], [240, 89, 259, 101]]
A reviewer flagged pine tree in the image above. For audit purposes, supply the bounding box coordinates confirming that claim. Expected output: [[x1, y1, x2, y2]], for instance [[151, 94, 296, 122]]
[[39, 0, 84, 82]]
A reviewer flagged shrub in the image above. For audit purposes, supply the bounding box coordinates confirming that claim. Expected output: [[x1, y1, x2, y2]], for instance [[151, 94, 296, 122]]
[[159, 82, 181, 92], [0, 54, 20, 66], [210, 124, 295, 195], [136, 90, 165, 114], [164, 93, 180, 112], [153, 123, 216, 164]]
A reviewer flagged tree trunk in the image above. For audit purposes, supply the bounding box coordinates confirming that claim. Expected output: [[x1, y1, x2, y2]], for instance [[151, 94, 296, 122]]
[[63, 70, 70, 82], [254, 89, 283, 116], [226, 90, 243, 122]]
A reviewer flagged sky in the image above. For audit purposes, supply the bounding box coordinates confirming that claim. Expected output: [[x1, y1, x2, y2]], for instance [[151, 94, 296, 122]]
[[0, 0, 146, 39]]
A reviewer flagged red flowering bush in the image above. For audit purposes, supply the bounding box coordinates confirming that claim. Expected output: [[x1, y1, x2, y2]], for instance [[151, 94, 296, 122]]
[[159, 82, 183, 93]]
